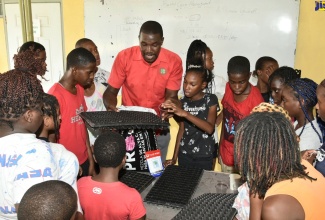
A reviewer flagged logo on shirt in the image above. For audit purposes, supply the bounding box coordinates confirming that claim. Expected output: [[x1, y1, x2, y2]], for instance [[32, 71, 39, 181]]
[[315, 1, 325, 11], [92, 187, 102, 194], [160, 68, 166, 75]]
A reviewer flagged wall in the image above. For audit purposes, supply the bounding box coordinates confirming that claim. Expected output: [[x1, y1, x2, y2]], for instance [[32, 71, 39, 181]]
[[85, 0, 300, 84], [295, 1, 325, 84], [0, 0, 84, 73], [0, 17, 8, 73], [61, 0, 84, 57]]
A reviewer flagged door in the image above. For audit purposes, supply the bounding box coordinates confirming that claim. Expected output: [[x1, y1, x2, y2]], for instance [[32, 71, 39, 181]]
[[5, 2, 64, 92]]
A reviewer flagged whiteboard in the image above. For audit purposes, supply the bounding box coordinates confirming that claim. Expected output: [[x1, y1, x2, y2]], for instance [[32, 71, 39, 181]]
[[84, 0, 300, 95]]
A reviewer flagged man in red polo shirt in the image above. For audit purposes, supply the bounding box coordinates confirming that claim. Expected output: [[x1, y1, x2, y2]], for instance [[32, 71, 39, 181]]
[[103, 20, 183, 161]]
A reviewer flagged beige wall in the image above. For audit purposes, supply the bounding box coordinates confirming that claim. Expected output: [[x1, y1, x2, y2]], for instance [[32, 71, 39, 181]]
[[61, 0, 84, 57], [0, 18, 8, 73], [295, 1, 325, 84]]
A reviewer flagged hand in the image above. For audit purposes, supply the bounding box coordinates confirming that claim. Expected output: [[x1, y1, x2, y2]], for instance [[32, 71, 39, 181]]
[[301, 150, 316, 164], [164, 159, 176, 167], [162, 101, 187, 118], [106, 104, 119, 112]]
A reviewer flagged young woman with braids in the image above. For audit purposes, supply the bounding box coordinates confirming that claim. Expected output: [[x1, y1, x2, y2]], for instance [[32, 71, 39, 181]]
[[0, 56, 59, 219], [268, 66, 301, 105], [185, 39, 222, 169], [234, 111, 325, 220], [36, 93, 82, 216], [281, 78, 323, 152], [15, 41, 47, 77]]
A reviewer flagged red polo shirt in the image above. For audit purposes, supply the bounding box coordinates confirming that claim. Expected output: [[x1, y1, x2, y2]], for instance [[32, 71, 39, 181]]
[[108, 46, 183, 114]]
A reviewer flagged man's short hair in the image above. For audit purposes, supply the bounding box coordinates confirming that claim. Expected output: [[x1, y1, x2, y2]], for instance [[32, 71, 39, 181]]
[[227, 56, 250, 75], [139, 20, 163, 38], [75, 38, 93, 48], [66, 47, 96, 71], [18, 180, 77, 220], [94, 131, 126, 168]]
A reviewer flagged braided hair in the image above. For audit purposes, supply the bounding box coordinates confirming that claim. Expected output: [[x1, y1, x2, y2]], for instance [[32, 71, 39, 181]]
[[286, 78, 322, 144], [0, 70, 44, 130], [185, 66, 214, 94], [14, 47, 47, 78], [234, 112, 316, 198], [42, 93, 60, 141], [268, 66, 301, 85], [18, 41, 45, 53], [186, 40, 214, 93]]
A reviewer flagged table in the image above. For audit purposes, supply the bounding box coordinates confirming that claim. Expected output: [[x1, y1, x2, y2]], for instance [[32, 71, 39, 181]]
[[141, 171, 238, 220]]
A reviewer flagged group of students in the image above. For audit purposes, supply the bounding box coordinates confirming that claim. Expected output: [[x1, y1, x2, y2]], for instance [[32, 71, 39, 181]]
[[1, 19, 325, 220]]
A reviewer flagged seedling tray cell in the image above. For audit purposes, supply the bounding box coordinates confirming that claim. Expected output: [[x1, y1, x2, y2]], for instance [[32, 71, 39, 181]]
[[119, 170, 155, 193], [79, 111, 169, 130], [144, 165, 203, 208], [172, 193, 238, 220]]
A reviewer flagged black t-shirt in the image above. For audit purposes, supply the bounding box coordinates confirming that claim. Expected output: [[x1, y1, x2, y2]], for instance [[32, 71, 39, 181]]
[[180, 93, 220, 158]]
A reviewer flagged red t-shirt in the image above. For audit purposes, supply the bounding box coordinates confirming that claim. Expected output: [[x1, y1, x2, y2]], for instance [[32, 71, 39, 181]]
[[108, 46, 183, 114], [220, 82, 263, 166], [77, 177, 146, 220], [48, 83, 88, 164]]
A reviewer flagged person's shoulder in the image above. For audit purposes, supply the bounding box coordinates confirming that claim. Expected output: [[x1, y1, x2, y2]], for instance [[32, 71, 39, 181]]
[[118, 182, 140, 193], [48, 83, 61, 94], [49, 142, 78, 161], [206, 93, 218, 99], [262, 194, 305, 220], [77, 176, 92, 186], [249, 83, 263, 96], [118, 46, 140, 56]]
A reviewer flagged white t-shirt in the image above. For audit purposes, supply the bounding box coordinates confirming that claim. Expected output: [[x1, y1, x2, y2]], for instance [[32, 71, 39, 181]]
[[0, 133, 59, 219], [295, 119, 323, 151], [85, 67, 110, 145], [49, 142, 81, 213]]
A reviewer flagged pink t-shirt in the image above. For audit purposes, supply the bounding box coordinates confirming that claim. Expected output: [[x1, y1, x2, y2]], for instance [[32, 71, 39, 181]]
[[77, 177, 146, 220], [48, 83, 88, 164]]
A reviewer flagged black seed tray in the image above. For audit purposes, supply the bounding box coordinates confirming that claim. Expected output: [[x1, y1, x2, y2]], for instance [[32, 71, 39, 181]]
[[79, 111, 169, 130], [119, 170, 155, 193], [172, 193, 238, 220], [144, 165, 203, 208]]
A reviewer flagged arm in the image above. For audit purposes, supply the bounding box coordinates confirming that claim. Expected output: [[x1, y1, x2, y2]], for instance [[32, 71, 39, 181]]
[[165, 121, 184, 166], [262, 195, 305, 220], [216, 109, 223, 127], [249, 192, 263, 220], [165, 89, 181, 108], [103, 84, 120, 111], [85, 126, 96, 176], [164, 102, 218, 135], [74, 212, 84, 220]]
